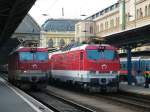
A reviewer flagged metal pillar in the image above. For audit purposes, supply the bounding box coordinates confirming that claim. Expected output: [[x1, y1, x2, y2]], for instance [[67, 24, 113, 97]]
[[120, 0, 126, 30], [127, 47, 132, 85]]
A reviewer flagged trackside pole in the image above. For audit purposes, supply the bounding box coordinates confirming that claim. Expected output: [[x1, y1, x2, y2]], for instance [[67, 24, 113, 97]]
[[127, 47, 132, 85]]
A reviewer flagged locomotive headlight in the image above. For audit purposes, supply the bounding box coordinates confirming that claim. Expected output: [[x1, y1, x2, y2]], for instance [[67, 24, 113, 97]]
[[23, 70, 27, 73]]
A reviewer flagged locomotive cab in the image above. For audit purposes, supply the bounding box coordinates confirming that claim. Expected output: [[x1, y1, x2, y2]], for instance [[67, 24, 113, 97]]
[[49, 44, 120, 92], [8, 47, 49, 89]]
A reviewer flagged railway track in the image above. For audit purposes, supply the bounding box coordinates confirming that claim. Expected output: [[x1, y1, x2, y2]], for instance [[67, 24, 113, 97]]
[[46, 85, 150, 112], [28, 90, 96, 112], [97, 92, 150, 112]]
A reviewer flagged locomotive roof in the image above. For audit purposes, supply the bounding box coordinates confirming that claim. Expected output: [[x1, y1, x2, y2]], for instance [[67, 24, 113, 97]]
[[12, 47, 48, 53], [49, 44, 116, 58], [70, 44, 116, 51]]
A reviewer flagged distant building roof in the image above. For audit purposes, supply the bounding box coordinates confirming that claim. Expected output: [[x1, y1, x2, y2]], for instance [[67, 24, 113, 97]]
[[42, 19, 80, 32], [86, 2, 119, 20], [15, 14, 40, 33]]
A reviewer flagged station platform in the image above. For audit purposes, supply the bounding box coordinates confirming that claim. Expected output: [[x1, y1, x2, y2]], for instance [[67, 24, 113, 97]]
[[119, 82, 150, 96], [0, 76, 52, 112]]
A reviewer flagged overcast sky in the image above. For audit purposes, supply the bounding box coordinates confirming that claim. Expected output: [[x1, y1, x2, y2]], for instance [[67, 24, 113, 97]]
[[29, 0, 118, 26]]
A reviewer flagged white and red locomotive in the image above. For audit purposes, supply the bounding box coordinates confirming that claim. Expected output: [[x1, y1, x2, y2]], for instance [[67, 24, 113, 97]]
[[8, 47, 49, 89], [49, 44, 120, 92]]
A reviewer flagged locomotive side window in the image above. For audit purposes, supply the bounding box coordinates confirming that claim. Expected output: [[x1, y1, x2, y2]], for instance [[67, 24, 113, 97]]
[[19, 52, 33, 60]]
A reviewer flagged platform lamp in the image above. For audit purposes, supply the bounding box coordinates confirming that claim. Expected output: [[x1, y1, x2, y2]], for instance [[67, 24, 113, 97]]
[[80, 14, 87, 43]]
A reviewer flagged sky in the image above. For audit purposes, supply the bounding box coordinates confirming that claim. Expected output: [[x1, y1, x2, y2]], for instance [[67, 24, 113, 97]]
[[29, 0, 118, 26]]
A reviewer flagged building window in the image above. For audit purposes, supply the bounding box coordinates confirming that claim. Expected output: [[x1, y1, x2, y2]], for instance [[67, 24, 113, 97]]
[[137, 9, 139, 19], [59, 39, 65, 47], [90, 25, 93, 33], [105, 21, 109, 30], [140, 8, 143, 18], [110, 19, 114, 28], [145, 6, 148, 16], [48, 39, 53, 48]]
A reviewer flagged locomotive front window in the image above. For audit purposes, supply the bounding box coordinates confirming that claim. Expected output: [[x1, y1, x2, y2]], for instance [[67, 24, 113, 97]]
[[35, 52, 48, 60], [19, 52, 33, 60], [104, 50, 115, 60], [86, 49, 116, 60]]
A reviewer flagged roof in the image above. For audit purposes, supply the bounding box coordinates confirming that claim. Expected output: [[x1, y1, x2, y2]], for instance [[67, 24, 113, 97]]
[[11, 47, 48, 54], [42, 19, 80, 32], [104, 24, 150, 48], [70, 44, 116, 51], [15, 14, 40, 33], [86, 2, 119, 20], [49, 44, 116, 56]]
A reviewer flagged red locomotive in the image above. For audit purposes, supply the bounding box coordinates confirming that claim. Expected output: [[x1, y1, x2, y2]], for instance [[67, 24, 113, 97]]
[[8, 47, 49, 89], [49, 44, 120, 92]]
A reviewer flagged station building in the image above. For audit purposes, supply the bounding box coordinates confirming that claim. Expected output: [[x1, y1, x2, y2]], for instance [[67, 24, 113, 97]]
[[75, 0, 150, 52], [12, 14, 40, 47], [40, 19, 79, 48]]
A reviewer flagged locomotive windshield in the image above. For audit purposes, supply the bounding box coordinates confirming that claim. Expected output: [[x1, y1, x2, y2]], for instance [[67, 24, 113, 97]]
[[19, 52, 48, 61], [20, 52, 33, 60], [35, 52, 48, 60], [86, 49, 117, 60]]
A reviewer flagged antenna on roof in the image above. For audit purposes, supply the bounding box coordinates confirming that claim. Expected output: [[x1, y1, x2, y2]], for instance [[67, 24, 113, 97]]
[[62, 8, 64, 17]]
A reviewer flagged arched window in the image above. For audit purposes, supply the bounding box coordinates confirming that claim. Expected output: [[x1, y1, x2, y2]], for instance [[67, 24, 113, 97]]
[[110, 19, 114, 28], [48, 39, 53, 48], [90, 25, 93, 33], [140, 8, 143, 18], [137, 9, 139, 19], [145, 6, 148, 16], [59, 39, 65, 47], [105, 21, 109, 30]]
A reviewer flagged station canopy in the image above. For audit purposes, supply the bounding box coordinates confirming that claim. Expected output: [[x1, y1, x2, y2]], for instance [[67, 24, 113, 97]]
[[104, 24, 150, 48], [0, 0, 36, 64]]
